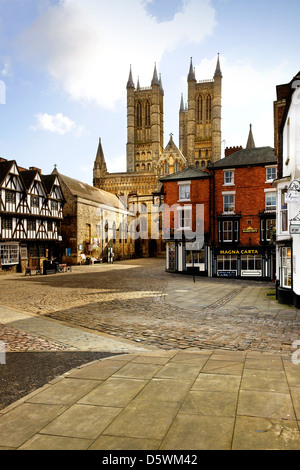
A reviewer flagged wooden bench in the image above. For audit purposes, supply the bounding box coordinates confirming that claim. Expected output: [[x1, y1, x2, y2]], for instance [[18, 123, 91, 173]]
[[25, 266, 42, 276]]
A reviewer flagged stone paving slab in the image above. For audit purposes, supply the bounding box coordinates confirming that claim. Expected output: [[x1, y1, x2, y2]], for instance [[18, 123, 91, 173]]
[[0, 350, 300, 451], [0, 306, 153, 353]]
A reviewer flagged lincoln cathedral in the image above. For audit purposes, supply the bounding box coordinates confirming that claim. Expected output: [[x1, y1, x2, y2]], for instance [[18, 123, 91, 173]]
[[92, 56, 222, 256]]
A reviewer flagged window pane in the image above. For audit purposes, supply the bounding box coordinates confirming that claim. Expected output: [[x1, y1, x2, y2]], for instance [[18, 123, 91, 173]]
[[179, 185, 190, 200], [223, 194, 235, 212], [224, 171, 234, 184], [266, 192, 276, 211]]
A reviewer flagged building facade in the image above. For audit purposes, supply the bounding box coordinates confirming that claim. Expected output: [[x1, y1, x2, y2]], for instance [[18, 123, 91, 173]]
[[0, 159, 65, 273], [273, 72, 300, 307], [212, 137, 277, 280], [92, 57, 222, 257], [161, 167, 211, 276], [57, 171, 135, 265], [161, 127, 278, 281]]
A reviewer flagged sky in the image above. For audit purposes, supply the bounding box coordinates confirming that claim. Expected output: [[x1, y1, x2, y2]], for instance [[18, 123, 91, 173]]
[[0, 0, 299, 184]]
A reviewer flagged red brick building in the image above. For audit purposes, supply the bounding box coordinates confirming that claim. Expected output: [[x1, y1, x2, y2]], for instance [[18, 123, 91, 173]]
[[160, 167, 212, 275], [160, 129, 278, 280], [212, 144, 277, 280]]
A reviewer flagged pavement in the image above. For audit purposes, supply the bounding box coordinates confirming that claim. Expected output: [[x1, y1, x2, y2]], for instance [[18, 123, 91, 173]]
[[0, 262, 300, 451]]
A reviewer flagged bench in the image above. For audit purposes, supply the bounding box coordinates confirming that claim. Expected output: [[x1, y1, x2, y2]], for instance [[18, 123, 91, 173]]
[[58, 264, 72, 273], [25, 266, 42, 276]]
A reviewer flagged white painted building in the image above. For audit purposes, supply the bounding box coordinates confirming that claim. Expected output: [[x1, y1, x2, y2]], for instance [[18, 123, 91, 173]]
[[273, 73, 300, 307]]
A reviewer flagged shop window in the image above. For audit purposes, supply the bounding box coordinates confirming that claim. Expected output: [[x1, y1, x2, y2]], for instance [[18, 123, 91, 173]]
[[280, 247, 292, 288], [241, 254, 262, 276], [0, 244, 19, 265], [186, 249, 205, 267], [217, 255, 237, 274]]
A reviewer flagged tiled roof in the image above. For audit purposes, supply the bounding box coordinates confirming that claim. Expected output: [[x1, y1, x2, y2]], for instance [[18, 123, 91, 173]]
[[211, 147, 277, 169], [160, 166, 210, 182]]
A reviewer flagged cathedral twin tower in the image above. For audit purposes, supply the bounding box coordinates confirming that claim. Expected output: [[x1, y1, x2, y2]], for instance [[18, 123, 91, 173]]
[[93, 55, 222, 194]]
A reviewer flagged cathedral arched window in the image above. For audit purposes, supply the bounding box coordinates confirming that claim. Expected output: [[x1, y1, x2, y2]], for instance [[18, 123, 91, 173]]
[[195, 161, 199, 169], [142, 163, 145, 171], [141, 218, 147, 232], [206, 94, 212, 121], [164, 162, 168, 174], [136, 164, 140, 172], [145, 101, 150, 127], [137, 101, 142, 128], [197, 95, 203, 123], [147, 163, 151, 171]]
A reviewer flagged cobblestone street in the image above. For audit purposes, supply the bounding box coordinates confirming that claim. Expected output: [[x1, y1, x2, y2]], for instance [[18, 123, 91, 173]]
[[1, 258, 300, 355]]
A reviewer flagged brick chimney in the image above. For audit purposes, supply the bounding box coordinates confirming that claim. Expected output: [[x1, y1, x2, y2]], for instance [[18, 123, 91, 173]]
[[225, 146, 243, 157]]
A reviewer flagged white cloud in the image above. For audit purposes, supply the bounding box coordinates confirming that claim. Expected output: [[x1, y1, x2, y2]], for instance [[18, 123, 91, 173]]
[[20, 0, 216, 109], [31, 112, 85, 136]]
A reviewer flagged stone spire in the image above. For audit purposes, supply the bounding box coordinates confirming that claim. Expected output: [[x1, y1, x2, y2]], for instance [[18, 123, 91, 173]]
[[126, 65, 135, 89], [188, 57, 196, 81], [151, 63, 160, 86], [246, 124, 256, 149], [159, 73, 164, 94], [93, 138, 107, 188], [214, 53, 222, 78], [180, 93, 185, 113]]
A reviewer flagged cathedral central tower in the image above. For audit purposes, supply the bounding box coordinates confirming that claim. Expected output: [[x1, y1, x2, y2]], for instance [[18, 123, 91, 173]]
[[126, 64, 164, 173]]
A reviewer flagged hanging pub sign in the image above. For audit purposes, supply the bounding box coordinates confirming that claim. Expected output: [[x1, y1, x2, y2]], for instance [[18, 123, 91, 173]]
[[290, 222, 300, 234], [286, 191, 299, 203]]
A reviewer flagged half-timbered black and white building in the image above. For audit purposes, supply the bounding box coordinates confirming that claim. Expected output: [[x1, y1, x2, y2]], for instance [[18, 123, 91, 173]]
[[0, 159, 65, 272]]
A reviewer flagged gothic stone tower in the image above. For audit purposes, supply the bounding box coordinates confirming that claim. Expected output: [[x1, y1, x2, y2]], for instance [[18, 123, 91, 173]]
[[126, 64, 164, 173], [179, 55, 222, 167]]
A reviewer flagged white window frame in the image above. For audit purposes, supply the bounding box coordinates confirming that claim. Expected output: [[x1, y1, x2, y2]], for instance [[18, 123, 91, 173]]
[[0, 243, 19, 266], [178, 181, 191, 202], [177, 205, 192, 230], [265, 166, 277, 183], [222, 192, 235, 214], [265, 189, 276, 212], [217, 255, 237, 274], [241, 254, 262, 277], [224, 169, 235, 186]]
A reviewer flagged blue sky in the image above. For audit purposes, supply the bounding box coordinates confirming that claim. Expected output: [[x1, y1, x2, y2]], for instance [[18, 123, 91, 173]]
[[0, 0, 299, 184]]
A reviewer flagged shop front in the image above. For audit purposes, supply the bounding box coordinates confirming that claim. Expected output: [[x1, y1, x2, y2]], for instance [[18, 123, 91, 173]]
[[166, 239, 210, 276], [214, 246, 275, 280]]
